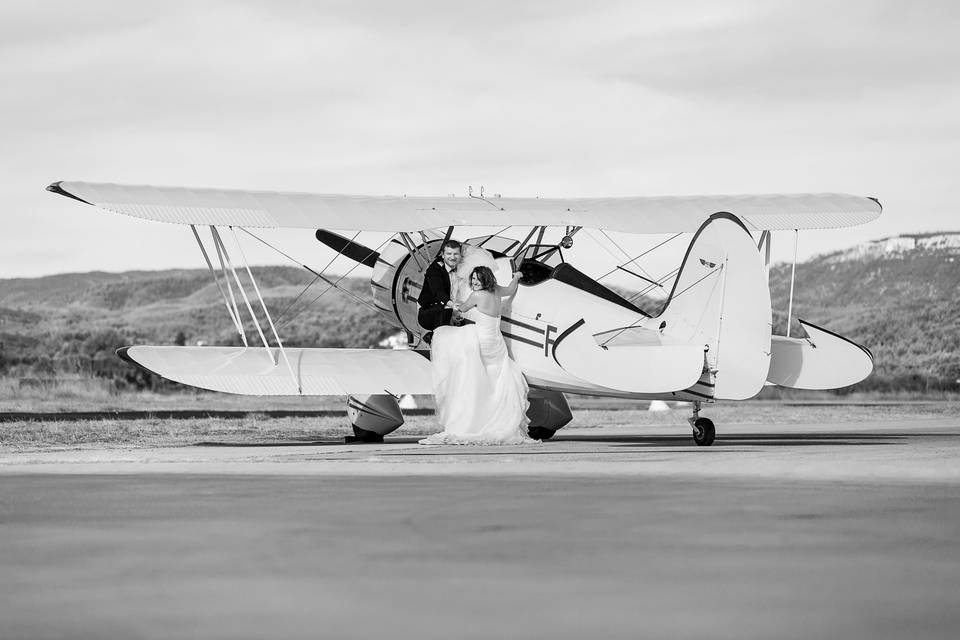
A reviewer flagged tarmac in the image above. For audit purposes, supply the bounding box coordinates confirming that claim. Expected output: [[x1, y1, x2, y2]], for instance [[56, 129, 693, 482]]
[[1, 417, 959, 639]]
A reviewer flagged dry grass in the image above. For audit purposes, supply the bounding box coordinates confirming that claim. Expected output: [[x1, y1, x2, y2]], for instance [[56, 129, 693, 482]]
[[0, 414, 441, 452], [2, 402, 957, 453], [5, 376, 958, 414], [572, 401, 960, 429], [0, 377, 357, 412]]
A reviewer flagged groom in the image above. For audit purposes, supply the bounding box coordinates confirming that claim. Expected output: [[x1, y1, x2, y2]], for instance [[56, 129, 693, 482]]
[[418, 239, 462, 343]]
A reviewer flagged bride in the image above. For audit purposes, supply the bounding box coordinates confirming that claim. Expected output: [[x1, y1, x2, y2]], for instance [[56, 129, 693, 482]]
[[419, 246, 535, 445]]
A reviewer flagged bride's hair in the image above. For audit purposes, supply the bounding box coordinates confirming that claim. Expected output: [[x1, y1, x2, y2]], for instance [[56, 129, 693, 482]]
[[471, 266, 497, 292]]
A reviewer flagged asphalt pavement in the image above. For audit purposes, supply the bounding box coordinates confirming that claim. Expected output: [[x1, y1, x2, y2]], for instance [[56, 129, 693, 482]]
[[1, 418, 959, 639]]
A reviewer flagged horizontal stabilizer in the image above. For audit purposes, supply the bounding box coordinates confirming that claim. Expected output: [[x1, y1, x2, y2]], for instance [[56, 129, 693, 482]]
[[119, 346, 434, 396], [49, 181, 882, 233], [552, 320, 705, 393], [766, 320, 873, 390]]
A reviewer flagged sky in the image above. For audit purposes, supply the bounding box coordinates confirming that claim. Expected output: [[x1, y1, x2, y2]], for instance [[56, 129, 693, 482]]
[[1, 0, 958, 282]]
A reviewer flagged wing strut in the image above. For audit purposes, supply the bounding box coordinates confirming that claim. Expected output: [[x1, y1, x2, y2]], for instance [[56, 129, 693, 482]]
[[210, 228, 277, 364], [398, 233, 425, 271], [210, 226, 248, 344], [757, 230, 772, 281], [190, 224, 247, 346], [418, 231, 439, 265], [228, 228, 301, 394], [510, 226, 542, 270], [786, 229, 798, 338], [534, 226, 547, 247]]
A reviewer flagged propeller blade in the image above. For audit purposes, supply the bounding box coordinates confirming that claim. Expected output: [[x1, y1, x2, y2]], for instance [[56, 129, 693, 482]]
[[315, 230, 380, 268]]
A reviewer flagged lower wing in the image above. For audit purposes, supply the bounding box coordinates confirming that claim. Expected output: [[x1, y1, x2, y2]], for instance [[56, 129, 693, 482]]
[[119, 346, 433, 396]]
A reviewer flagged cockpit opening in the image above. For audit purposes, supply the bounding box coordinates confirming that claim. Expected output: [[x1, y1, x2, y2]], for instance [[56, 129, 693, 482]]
[[517, 244, 565, 285]]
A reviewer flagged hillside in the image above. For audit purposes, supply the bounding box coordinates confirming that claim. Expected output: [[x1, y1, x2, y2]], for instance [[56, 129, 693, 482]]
[[0, 267, 395, 390], [768, 232, 960, 391], [1, 232, 958, 393]]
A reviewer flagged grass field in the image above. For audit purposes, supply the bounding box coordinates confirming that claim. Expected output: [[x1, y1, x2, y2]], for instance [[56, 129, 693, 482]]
[[6, 376, 960, 411], [0, 377, 350, 412], [2, 401, 957, 452]]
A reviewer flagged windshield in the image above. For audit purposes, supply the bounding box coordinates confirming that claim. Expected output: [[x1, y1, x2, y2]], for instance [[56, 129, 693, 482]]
[[517, 244, 565, 285], [521, 244, 564, 268]]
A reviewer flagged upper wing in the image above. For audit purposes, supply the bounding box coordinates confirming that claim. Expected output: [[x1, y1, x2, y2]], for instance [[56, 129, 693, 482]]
[[49, 180, 882, 233]]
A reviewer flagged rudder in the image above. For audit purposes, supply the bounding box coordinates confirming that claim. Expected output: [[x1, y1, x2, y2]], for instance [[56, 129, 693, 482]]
[[655, 214, 771, 400]]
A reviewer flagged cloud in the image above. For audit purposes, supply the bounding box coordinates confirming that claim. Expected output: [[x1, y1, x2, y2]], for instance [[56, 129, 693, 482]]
[[588, 1, 960, 102], [1, 0, 958, 277]]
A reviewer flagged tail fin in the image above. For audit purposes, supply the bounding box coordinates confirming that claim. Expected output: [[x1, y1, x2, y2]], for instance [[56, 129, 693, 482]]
[[656, 213, 771, 400]]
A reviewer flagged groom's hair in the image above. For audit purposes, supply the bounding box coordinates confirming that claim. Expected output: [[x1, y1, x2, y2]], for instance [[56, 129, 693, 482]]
[[442, 240, 461, 251], [471, 266, 497, 292]]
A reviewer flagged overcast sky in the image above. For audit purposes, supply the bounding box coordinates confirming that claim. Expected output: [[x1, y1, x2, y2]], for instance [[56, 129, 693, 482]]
[[2, 0, 958, 280]]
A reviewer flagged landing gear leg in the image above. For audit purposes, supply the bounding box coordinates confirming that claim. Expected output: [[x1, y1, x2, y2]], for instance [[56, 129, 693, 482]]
[[687, 401, 716, 446]]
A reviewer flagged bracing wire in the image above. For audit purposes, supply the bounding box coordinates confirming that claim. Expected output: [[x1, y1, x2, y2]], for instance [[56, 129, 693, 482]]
[[599, 264, 723, 348], [483, 224, 514, 244], [580, 229, 682, 308], [268, 230, 362, 326], [273, 273, 322, 326], [614, 265, 661, 288], [284, 257, 398, 330], [740, 216, 762, 236], [669, 264, 723, 300], [628, 267, 680, 302], [595, 233, 682, 282], [237, 228, 398, 330], [600, 230, 654, 280], [583, 228, 629, 266]]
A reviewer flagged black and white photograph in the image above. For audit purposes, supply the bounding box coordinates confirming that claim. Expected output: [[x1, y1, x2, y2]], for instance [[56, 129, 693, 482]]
[[1, 1, 959, 638]]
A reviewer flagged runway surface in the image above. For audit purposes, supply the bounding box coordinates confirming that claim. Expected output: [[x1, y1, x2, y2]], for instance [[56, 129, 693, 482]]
[[2, 417, 959, 639]]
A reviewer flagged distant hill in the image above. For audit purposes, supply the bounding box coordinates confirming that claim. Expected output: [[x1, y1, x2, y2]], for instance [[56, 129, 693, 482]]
[[0, 267, 393, 389], [1, 232, 958, 393], [768, 232, 960, 391]]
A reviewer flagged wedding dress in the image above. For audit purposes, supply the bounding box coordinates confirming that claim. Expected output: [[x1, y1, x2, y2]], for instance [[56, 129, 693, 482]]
[[419, 246, 534, 445]]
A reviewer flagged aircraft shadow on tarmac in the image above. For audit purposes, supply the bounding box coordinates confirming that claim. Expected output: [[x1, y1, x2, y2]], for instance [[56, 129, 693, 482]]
[[192, 432, 950, 449], [575, 433, 910, 448], [195, 439, 361, 448]]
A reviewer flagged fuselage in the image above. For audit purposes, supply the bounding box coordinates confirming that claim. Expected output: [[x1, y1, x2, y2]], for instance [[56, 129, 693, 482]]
[[373, 237, 715, 402]]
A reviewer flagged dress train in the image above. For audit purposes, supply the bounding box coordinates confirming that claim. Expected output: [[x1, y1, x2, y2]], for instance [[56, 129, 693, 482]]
[[420, 309, 534, 445]]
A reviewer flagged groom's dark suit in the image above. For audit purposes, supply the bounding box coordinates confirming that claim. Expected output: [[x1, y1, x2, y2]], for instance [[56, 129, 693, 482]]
[[417, 259, 454, 331]]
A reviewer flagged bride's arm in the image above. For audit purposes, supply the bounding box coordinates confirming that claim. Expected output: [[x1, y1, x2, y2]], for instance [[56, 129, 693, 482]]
[[496, 272, 522, 297], [452, 292, 479, 313]]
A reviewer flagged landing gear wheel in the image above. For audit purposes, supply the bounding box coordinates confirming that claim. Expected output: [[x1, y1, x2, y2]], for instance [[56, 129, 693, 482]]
[[692, 418, 715, 446], [344, 426, 385, 444], [528, 426, 556, 441]]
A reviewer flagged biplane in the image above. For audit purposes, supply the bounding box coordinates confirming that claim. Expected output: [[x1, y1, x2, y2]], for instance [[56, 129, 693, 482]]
[[47, 181, 881, 445]]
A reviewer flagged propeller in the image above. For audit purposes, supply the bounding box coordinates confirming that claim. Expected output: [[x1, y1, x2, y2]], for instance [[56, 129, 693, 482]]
[[315, 230, 380, 268]]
